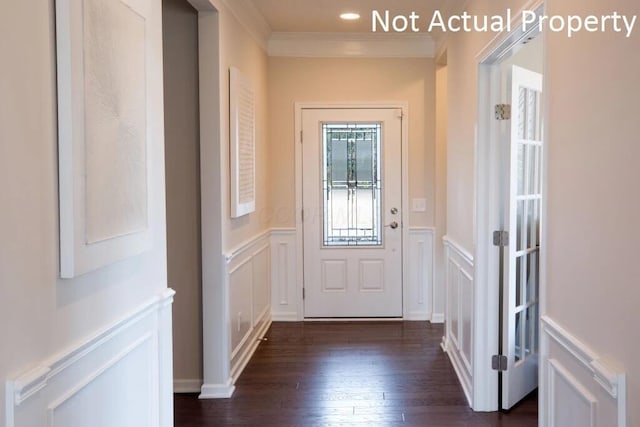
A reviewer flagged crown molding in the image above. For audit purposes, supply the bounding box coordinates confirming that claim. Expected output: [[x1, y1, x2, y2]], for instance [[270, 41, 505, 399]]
[[434, 0, 471, 59], [222, 0, 271, 51], [268, 32, 436, 58]]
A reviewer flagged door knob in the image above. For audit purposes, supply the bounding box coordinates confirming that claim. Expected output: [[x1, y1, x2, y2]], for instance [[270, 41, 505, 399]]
[[386, 221, 398, 229]]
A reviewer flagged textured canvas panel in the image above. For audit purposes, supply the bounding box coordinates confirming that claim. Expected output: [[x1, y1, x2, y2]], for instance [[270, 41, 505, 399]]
[[83, 0, 148, 243], [230, 67, 256, 217]]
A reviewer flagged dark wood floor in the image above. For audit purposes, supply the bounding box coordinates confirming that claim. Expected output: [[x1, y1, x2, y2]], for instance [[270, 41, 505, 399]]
[[175, 322, 537, 426]]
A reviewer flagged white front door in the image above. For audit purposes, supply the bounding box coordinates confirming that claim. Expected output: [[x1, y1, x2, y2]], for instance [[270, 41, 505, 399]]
[[502, 65, 543, 409], [302, 108, 403, 318]]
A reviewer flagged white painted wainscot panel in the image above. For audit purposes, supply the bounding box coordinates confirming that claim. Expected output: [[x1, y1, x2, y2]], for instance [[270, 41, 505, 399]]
[[270, 229, 298, 321], [442, 236, 474, 406], [226, 231, 272, 382], [406, 228, 436, 321], [540, 316, 626, 427], [5, 289, 175, 427]]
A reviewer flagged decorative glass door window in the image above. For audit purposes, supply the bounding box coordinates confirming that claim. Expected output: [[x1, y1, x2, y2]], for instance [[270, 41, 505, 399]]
[[513, 85, 542, 363], [322, 123, 382, 246]]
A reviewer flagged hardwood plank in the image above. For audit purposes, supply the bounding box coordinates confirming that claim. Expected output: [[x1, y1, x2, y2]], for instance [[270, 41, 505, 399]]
[[175, 322, 537, 426]]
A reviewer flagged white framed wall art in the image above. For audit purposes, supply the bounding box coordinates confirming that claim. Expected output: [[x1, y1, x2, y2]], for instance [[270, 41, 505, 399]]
[[56, 0, 153, 278], [229, 67, 256, 218]]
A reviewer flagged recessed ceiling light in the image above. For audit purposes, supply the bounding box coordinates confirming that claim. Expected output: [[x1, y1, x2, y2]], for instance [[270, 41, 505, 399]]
[[340, 12, 361, 21]]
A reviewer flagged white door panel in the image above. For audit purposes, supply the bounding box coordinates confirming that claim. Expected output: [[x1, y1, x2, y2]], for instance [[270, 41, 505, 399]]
[[302, 108, 403, 318], [502, 65, 543, 409]]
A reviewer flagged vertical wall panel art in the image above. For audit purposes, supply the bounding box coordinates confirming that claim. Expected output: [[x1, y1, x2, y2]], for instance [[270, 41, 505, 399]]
[[56, 0, 152, 278], [229, 67, 256, 218]]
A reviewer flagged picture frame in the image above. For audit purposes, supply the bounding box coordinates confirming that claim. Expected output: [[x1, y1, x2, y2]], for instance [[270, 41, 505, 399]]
[[229, 66, 256, 218], [56, 0, 153, 278]]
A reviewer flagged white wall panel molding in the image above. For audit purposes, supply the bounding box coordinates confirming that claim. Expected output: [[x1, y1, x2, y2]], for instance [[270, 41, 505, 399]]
[[268, 32, 435, 58], [5, 289, 175, 427], [225, 231, 272, 387], [221, 0, 271, 51], [547, 359, 597, 427], [443, 236, 474, 407], [269, 228, 298, 321], [541, 315, 626, 427], [406, 228, 435, 321]]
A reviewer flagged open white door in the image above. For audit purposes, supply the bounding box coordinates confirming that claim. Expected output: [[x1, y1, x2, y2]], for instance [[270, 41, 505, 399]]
[[502, 65, 543, 409], [302, 108, 403, 318]]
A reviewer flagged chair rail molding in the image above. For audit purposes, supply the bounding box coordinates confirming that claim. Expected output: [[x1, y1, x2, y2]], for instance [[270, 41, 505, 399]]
[[5, 289, 175, 427], [540, 315, 626, 427]]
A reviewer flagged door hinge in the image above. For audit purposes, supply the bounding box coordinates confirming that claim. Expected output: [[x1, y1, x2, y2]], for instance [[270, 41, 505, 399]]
[[492, 354, 508, 371], [301, 209, 304, 222], [495, 104, 511, 120], [493, 230, 509, 247]]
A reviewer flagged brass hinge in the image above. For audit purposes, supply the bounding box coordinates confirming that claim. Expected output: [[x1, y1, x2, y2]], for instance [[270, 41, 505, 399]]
[[495, 104, 511, 120], [492, 355, 508, 371]]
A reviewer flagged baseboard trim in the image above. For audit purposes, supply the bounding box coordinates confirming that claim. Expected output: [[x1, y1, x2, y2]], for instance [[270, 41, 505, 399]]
[[271, 312, 299, 322], [404, 311, 432, 321], [231, 317, 272, 383], [431, 313, 445, 323], [173, 379, 202, 394], [440, 336, 448, 353], [199, 380, 235, 399], [446, 345, 472, 407]]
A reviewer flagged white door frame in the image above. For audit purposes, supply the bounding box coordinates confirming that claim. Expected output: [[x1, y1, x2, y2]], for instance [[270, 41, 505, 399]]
[[294, 102, 410, 320], [472, 0, 545, 411]]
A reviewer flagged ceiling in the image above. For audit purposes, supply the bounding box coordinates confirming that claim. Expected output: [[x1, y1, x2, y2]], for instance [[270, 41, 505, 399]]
[[248, 0, 462, 33]]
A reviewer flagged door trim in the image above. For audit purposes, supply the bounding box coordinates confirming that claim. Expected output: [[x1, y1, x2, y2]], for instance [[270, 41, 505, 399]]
[[294, 102, 410, 320], [472, 0, 545, 411]]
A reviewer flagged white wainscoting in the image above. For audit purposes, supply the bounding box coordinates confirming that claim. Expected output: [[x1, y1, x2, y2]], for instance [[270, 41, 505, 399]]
[[5, 289, 175, 427], [442, 236, 474, 406], [270, 229, 298, 321], [226, 231, 272, 382], [406, 228, 435, 321], [540, 315, 626, 427]]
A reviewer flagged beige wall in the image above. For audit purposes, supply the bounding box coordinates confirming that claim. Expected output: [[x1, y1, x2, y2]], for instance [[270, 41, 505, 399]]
[[0, 0, 168, 422], [219, 7, 270, 251], [544, 0, 640, 422], [268, 57, 436, 228], [445, 0, 529, 251]]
